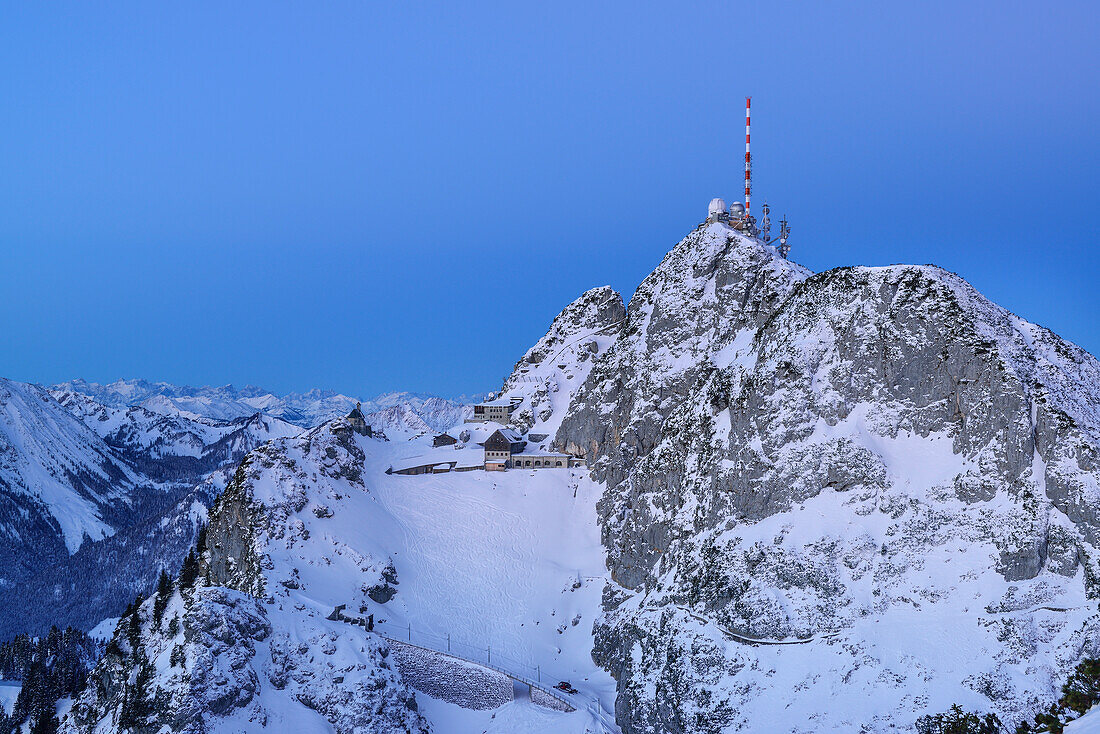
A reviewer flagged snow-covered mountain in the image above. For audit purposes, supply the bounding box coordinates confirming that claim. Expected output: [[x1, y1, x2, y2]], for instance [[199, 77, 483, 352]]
[[52, 378, 473, 433], [557, 222, 1100, 732], [63, 409, 617, 732], [0, 383, 305, 639], [52, 389, 302, 483], [0, 378, 210, 638], [362, 397, 473, 438], [59, 296, 624, 733], [31, 219, 1100, 732], [0, 379, 144, 555], [0, 376, 470, 639], [51, 379, 361, 427], [495, 285, 626, 437]]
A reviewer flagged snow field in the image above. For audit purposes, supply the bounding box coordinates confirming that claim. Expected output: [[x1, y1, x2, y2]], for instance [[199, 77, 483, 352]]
[[246, 427, 617, 733]]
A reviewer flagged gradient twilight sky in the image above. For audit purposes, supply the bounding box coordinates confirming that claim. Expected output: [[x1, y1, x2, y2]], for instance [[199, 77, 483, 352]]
[[1, 1, 1097, 399]]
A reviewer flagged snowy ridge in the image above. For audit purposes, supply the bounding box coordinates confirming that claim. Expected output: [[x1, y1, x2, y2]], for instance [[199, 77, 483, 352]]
[[496, 285, 626, 437], [905, 265, 1100, 443], [53, 389, 302, 469], [52, 379, 361, 427], [64, 395, 619, 732], [363, 400, 472, 439], [0, 382, 302, 639]]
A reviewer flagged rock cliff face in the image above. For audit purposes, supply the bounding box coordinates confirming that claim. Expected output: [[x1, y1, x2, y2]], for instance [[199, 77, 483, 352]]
[[557, 226, 809, 488], [557, 223, 1100, 732]]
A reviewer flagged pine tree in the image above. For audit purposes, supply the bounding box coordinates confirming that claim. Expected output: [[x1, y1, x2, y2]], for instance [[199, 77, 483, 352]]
[[29, 711, 59, 734], [125, 614, 143, 660], [1060, 657, 1100, 717], [1031, 704, 1065, 733], [0, 626, 98, 732], [156, 569, 173, 598], [153, 569, 173, 627], [117, 654, 154, 730], [178, 549, 199, 589], [915, 704, 1002, 734]]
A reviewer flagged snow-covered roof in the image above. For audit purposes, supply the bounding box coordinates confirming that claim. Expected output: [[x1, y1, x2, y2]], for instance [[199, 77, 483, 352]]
[[495, 428, 524, 443], [455, 455, 484, 468], [479, 398, 516, 407]]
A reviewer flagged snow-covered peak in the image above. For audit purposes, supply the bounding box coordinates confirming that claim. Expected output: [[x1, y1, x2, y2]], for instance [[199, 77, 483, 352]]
[[557, 222, 810, 462], [495, 285, 626, 437], [51, 387, 302, 474], [512, 285, 626, 369], [0, 378, 141, 553]]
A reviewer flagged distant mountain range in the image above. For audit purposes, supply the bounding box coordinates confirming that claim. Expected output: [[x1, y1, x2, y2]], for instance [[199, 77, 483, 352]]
[[51, 378, 481, 431]]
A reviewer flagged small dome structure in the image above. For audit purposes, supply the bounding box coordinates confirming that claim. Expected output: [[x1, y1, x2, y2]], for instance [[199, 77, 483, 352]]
[[729, 201, 745, 216], [708, 198, 727, 217]]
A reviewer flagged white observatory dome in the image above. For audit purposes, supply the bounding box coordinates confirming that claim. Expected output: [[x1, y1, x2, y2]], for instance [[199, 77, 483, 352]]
[[708, 197, 727, 216], [729, 201, 745, 216]]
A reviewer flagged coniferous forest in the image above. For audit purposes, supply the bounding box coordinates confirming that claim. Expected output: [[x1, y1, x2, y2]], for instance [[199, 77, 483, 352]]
[[0, 627, 100, 734]]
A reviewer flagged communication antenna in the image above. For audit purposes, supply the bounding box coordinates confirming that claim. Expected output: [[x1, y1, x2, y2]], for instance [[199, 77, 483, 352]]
[[759, 202, 772, 242], [778, 215, 791, 259], [744, 97, 752, 216]]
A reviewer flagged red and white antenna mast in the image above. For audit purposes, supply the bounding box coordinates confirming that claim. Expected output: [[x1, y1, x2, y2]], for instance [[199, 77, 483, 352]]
[[744, 96, 752, 216]]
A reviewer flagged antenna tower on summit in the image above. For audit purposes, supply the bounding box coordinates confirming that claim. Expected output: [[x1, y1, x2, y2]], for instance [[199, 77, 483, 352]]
[[701, 97, 792, 258], [744, 97, 752, 216]]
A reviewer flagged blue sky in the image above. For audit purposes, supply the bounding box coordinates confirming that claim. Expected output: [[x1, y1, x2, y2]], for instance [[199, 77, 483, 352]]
[[1, 1, 1097, 399]]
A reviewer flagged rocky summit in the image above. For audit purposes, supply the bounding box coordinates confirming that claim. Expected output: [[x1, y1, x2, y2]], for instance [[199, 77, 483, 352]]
[[559, 222, 1100, 732]]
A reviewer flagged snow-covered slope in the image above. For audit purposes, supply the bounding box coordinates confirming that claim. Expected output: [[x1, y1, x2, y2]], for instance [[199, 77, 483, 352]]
[[1068, 707, 1100, 733], [495, 285, 626, 438], [0, 383, 302, 639], [0, 378, 142, 555], [59, 286, 631, 733], [0, 376, 464, 639], [63, 403, 616, 733], [0, 378, 213, 639], [557, 222, 1100, 732]]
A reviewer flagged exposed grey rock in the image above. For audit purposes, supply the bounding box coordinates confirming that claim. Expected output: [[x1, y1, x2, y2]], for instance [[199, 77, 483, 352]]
[[555, 223, 1100, 732]]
